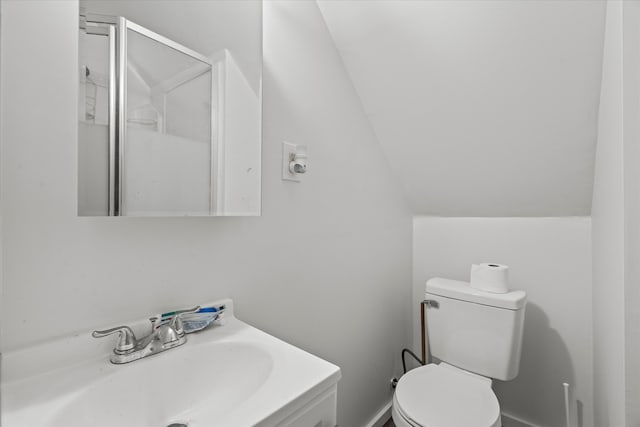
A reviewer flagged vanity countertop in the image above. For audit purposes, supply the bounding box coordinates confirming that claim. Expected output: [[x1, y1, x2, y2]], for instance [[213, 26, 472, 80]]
[[1, 299, 341, 427]]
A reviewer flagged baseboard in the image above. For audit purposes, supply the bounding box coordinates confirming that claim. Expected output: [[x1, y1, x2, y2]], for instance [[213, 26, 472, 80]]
[[364, 400, 392, 427], [501, 411, 545, 427]]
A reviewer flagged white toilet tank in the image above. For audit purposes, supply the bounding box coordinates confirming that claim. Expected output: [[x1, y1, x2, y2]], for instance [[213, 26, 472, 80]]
[[425, 278, 527, 381]]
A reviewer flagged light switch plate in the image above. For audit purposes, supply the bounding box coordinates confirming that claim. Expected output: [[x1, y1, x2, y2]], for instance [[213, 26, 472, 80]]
[[282, 142, 300, 182]]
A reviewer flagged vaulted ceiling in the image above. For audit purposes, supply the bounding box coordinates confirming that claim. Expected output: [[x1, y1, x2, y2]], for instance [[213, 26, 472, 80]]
[[318, 0, 606, 216]]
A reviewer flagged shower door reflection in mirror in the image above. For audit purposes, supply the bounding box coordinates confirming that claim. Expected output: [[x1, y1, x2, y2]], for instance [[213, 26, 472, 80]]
[[78, 1, 261, 216], [124, 24, 214, 216]]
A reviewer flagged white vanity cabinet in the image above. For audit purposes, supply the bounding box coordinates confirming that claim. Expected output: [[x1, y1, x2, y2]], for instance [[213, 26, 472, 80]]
[[264, 385, 338, 427]]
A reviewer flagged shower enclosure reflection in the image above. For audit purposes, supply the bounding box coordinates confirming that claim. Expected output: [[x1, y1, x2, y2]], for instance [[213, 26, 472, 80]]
[[78, 1, 261, 216]]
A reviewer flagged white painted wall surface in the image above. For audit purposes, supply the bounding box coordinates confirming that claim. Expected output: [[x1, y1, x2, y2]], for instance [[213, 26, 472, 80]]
[[0, 2, 413, 426], [591, 2, 627, 426], [413, 217, 593, 427], [319, 0, 606, 217], [623, 2, 640, 424]]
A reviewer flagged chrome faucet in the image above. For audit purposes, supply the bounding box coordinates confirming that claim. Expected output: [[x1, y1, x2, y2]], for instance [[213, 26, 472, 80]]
[[92, 306, 200, 364]]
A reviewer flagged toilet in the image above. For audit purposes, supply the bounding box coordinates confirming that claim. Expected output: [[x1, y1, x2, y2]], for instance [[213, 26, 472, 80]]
[[392, 277, 527, 427]]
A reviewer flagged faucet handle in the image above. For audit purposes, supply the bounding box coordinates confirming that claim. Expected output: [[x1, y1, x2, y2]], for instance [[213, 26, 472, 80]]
[[92, 326, 136, 354], [169, 306, 200, 336], [171, 315, 185, 336]]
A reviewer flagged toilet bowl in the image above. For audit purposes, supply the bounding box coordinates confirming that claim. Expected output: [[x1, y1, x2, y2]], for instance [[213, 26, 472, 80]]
[[392, 363, 501, 427]]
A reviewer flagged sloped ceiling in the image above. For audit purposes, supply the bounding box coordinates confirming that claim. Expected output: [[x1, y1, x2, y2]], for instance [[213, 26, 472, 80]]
[[318, 0, 606, 216]]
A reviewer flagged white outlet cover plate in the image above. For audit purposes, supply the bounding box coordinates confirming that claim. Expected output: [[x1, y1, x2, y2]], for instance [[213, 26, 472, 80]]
[[282, 142, 300, 182]]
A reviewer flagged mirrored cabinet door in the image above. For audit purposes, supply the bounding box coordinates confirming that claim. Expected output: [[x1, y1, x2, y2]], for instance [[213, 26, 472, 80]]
[[124, 24, 214, 216], [78, 1, 262, 217]]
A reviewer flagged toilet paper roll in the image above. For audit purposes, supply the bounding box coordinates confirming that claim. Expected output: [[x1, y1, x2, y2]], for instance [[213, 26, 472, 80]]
[[470, 263, 509, 293]]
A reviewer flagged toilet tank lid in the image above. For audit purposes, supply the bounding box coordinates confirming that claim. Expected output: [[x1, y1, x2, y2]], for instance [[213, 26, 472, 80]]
[[426, 278, 526, 310]]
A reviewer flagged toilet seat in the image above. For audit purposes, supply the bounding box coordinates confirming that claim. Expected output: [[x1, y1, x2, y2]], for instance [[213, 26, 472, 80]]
[[393, 363, 501, 427]]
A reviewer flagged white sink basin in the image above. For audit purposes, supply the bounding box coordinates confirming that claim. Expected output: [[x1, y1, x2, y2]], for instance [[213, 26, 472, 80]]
[[1, 300, 341, 427], [51, 342, 273, 427]]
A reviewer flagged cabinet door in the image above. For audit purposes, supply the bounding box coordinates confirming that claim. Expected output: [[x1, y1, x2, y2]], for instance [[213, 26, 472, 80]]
[[278, 387, 337, 427]]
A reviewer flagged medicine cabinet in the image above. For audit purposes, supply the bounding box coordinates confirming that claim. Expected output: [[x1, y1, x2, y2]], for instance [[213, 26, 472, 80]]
[[78, 1, 261, 216]]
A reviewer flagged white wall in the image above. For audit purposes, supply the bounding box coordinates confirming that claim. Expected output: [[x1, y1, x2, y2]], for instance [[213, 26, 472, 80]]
[[413, 217, 593, 427], [623, 2, 640, 424], [0, 2, 413, 426], [591, 2, 627, 426], [319, 0, 606, 217]]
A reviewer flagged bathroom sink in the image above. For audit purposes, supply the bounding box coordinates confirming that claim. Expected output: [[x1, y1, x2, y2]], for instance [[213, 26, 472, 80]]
[[51, 342, 273, 427], [1, 300, 341, 427]]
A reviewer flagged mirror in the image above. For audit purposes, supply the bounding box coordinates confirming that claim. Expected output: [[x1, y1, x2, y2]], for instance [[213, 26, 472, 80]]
[[78, 0, 262, 216]]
